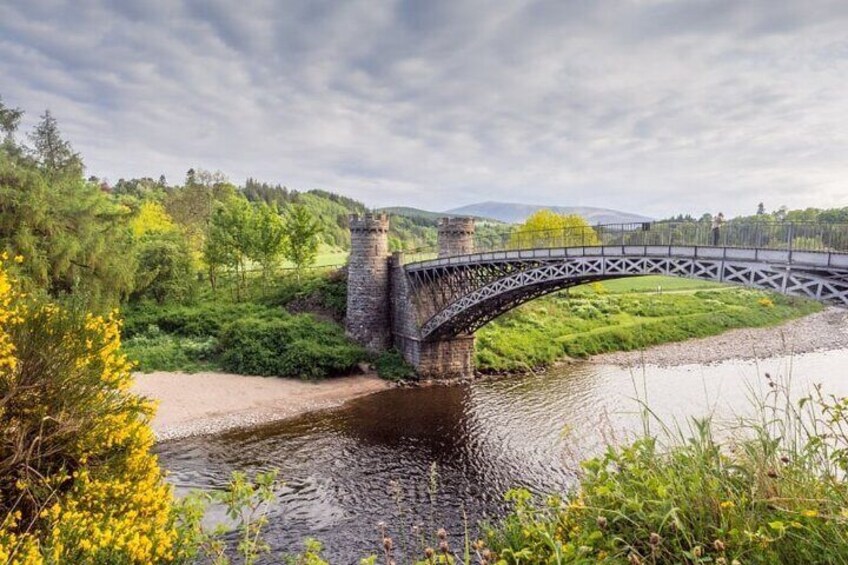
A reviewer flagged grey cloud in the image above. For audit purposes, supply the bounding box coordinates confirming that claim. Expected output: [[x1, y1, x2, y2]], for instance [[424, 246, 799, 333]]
[[0, 0, 846, 217]]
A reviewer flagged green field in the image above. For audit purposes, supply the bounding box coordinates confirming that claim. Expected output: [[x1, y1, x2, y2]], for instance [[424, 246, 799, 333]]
[[475, 277, 821, 372]]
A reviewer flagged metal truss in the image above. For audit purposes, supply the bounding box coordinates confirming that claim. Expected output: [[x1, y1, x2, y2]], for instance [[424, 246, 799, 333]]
[[407, 254, 848, 340]]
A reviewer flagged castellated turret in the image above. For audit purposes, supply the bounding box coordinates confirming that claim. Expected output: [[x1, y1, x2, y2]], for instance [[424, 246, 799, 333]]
[[438, 217, 476, 257], [345, 213, 390, 352]]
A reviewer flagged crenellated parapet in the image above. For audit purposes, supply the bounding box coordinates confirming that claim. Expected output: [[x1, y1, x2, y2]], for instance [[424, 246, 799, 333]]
[[438, 217, 475, 257]]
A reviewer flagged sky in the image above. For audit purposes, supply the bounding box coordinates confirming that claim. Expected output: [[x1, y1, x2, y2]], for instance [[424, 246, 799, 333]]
[[1, 0, 846, 218]]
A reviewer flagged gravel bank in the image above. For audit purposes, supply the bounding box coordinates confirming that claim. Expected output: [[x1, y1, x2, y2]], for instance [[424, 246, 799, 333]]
[[132, 372, 392, 441], [590, 308, 848, 368]]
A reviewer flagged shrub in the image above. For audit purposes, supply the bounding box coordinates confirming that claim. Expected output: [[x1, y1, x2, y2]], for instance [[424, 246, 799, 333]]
[[122, 301, 281, 338], [122, 326, 219, 373], [218, 314, 366, 378], [375, 349, 417, 382], [0, 258, 187, 563]]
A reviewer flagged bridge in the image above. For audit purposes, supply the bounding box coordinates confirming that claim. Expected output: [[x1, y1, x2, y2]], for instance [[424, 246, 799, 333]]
[[345, 215, 848, 379]]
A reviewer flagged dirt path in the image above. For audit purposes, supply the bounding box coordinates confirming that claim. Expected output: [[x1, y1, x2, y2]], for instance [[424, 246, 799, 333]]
[[132, 371, 392, 441]]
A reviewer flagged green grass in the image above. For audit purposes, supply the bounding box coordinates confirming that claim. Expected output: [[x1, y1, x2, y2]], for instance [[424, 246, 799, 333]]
[[591, 275, 724, 293], [486, 381, 848, 564], [475, 281, 821, 372]]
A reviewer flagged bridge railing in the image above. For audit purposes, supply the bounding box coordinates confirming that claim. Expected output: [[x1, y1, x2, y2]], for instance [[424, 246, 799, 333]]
[[403, 220, 848, 263]]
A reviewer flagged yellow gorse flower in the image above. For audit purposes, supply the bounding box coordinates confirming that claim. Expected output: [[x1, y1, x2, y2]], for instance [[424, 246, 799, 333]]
[[0, 260, 181, 564]]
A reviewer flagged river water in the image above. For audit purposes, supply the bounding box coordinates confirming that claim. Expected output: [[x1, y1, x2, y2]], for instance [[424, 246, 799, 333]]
[[156, 349, 848, 563]]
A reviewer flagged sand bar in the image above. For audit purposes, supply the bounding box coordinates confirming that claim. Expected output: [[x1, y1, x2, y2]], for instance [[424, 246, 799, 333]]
[[132, 371, 392, 441]]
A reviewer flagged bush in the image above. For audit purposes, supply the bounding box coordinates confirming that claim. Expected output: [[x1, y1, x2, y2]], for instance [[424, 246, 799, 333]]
[[122, 326, 219, 373], [0, 259, 189, 563], [375, 349, 417, 382], [218, 314, 366, 379], [487, 382, 848, 564], [122, 301, 281, 338]]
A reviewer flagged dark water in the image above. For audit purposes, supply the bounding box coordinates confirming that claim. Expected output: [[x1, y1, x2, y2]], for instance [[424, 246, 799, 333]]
[[156, 349, 848, 563]]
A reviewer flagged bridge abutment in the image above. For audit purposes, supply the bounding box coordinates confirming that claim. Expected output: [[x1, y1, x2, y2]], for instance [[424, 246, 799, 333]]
[[389, 252, 475, 379]]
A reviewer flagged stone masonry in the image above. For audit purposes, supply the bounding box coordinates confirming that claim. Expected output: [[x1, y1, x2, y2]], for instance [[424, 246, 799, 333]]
[[438, 217, 476, 257], [345, 213, 390, 352], [346, 214, 477, 379]]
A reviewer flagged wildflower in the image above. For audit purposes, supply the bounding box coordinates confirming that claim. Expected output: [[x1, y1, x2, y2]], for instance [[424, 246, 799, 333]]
[[720, 501, 735, 509], [628, 552, 642, 565], [716, 558, 727, 565], [13, 255, 23, 263], [424, 547, 434, 559], [437, 527, 447, 540], [596, 515, 608, 529], [439, 540, 449, 554], [649, 532, 661, 546], [714, 539, 726, 552], [692, 545, 703, 558], [802, 509, 819, 518]]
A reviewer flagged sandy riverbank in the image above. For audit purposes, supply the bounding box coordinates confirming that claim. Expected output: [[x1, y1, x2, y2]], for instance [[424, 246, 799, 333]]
[[590, 307, 848, 368], [132, 372, 392, 441]]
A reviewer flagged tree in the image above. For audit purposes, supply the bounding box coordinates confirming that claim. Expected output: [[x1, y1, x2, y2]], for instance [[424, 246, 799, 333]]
[[205, 196, 256, 299], [132, 231, 195, 304], [281, 204, 322, 280], [509, 210, 599, 248], [29, 110, 83, 176], [0, 96, 22, 143], [130, 200, 176, 238], [757, 202, 766, 215], [250, 203, 286, 291]]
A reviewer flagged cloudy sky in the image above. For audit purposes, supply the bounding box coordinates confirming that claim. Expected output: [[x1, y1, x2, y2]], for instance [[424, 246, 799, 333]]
[[1, 1, 846, 217]]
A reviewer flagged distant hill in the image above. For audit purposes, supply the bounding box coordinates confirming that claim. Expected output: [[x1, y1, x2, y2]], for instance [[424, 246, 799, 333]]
[[443, 201, 652, 225], [378, 206, 499, 223]]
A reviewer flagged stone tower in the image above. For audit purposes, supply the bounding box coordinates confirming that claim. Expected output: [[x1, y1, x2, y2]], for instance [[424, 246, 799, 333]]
[[346, 213, 390, 352], [438, 217, 476, 257]]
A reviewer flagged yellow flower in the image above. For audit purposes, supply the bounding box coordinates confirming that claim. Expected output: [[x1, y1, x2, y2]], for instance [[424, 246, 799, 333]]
[[802, 509, 819, 518], [720, 501, 735, 509], [13, 255, 23, 263]]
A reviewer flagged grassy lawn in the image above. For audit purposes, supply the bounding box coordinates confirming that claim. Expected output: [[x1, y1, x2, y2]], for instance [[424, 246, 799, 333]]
[[475, 279, 821, 372]]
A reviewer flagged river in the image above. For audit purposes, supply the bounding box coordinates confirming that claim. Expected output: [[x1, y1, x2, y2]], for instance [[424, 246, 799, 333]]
[[156, 348, 848, 563]]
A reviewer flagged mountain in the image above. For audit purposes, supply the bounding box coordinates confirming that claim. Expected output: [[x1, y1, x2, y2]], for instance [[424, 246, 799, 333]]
[[443, 201, 652, 225], [378, 206, 499, 223]]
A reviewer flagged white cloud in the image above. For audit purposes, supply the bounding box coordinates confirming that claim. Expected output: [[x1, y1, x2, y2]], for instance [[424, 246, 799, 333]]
[[1, 0, 846, 217]]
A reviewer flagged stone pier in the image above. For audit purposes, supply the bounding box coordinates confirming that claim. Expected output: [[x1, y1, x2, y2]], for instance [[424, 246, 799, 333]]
[[345, 214, 477, 379]]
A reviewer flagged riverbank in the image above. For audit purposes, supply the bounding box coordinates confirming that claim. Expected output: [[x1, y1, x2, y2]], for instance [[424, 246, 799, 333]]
[[132, 371, 392, 441], [591, 306, 848, 368]]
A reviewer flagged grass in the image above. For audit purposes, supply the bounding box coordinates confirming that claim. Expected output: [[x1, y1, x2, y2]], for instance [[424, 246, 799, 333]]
[[486, 378, 848, 564], [475, 278, 822, 372]]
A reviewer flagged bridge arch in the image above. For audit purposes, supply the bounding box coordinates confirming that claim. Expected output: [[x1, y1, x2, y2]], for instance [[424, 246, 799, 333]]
[[407, 249, 848, 341]]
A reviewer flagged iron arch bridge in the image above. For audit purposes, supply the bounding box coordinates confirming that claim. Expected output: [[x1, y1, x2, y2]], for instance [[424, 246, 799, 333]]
[[403, 235, 848, 342]]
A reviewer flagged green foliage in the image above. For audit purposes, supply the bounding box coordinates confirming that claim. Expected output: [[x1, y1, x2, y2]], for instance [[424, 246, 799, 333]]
[[122, 326, 218, 373], [282, 204, 322, 277], [252, 202, 287, 283], [476, 279, 821, 372], [218, 314, 366, 379], [122, 301, 281, 339], [132, 231, 197, 304], [487, 383, 848, 564], [0, 152, 136, 311], [509, 210, 599, 249], [375, 349, 417, 382], [29, 110, 83, 177]]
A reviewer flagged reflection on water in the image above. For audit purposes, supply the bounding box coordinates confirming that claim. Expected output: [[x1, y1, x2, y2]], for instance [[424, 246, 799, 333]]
[[156, 349, 848, 564]]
